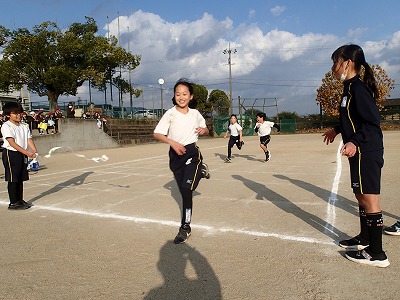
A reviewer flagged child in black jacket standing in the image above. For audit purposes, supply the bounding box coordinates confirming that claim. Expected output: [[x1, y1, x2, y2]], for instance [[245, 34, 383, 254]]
[[323, 44, 389, 267]]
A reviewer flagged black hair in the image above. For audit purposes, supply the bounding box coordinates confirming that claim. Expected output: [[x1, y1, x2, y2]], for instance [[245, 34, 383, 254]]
[[256, 112, 267, 120], [331, 44, 379, 100], [2, 101, 23, 117], [230, 114, 237, 118], [172, 78, 197, 108]]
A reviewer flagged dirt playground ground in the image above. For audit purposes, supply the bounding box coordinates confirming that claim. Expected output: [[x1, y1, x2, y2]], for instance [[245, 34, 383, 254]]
[[0, 132, 399, 300]]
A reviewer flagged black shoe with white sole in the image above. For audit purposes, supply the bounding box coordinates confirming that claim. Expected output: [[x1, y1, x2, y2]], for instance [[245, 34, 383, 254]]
[[174, 224, 191, 244], [339, 235, 369, 250], [345, 247, 390, 268]]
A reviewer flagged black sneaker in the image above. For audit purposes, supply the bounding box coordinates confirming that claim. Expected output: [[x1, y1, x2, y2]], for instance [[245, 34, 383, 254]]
[[238, 141, 244, 150], [345, 247, 390, 268], [174, 224, 191, 244], [21, 200, 32, 208], [339, 235, 369, 250], [265, 151, 271, 161], [225, 157, 231, 163], [383, 221, 400, 236], [201, 162, 211, 179], [8, 202, 30, 210]]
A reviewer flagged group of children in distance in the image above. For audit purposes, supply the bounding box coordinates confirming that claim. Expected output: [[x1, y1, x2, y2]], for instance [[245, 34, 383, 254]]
[[223, 112, 280, 163], [3, 44, 400, 268]]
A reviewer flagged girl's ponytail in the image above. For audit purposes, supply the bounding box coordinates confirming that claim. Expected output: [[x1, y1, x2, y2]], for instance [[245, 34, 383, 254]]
[[363, 62, 379, 101]]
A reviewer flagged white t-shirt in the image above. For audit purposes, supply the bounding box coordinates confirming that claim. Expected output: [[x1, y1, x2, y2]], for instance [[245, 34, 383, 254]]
[[154, 106, 206, 146], [254, 121, 275, 136], [228, 123, 242, 136], [1, 121, 32, 151]]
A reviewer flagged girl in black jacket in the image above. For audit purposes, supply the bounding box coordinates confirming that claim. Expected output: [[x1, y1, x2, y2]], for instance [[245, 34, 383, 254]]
[[322, 44, 389, 267]]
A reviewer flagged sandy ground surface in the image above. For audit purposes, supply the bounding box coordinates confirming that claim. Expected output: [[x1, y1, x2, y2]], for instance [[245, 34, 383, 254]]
[[0, 131, 399, 300]]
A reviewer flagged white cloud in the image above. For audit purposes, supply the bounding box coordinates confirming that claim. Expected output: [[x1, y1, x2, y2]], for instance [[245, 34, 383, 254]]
[[270, 5, 286, 17], [88, 10, 400, 115], [361, 33, 400, 85], [249, 9, 256, 19], [347, 27, 368, 41]]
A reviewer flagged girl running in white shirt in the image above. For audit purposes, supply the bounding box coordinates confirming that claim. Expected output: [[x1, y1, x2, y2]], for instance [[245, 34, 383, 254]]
[[154, 78, 210, 244], [254, 112, 280, 161], [223, 114, 243, 162]]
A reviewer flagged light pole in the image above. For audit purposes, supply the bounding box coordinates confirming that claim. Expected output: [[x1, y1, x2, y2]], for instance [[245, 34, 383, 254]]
[[158, 78, 164, 115], [223, 42, 237, 115]]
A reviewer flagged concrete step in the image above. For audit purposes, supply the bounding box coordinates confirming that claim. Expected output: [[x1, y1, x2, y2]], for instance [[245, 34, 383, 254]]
[[109, 128, 155, 134], [104, 120, 157, 145], [118, 137, 158, 145]]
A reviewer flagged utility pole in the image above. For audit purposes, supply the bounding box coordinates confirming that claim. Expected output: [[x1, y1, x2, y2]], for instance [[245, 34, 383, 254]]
[[223, 42, 237, 115], [117, 12, 124, 118], [105, 16, 109, 107], [107, 15, 114, 117], [127, 26, 133, 118]]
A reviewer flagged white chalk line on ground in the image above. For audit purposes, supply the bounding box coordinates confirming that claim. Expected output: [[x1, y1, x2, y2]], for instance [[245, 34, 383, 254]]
[[1, 140, 337, 246], [20, 139, 253, 180], [324, 141, 343, 235], [21, 142, 242, 180], [30, 154, 169, 178], [0, 200, 334, 246], [23, 141, 252, 178]]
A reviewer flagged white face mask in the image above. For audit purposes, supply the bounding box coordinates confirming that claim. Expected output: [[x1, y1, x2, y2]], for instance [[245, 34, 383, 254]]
[[339, 60, 349, 82]]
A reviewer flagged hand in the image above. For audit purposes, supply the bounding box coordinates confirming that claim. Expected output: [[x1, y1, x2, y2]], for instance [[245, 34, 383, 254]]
[[171, 141, 186, 155], [341, 142, 357, 157], [196, 127, 207, 135], [322, 129, 337, 145], [26, 151, 36, 159]]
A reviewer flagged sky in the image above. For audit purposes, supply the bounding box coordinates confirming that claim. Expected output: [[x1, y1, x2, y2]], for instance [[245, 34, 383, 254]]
[[1, 0, 400, 116]]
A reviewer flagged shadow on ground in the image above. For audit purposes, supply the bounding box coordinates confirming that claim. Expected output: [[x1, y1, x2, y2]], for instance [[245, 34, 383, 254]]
[[143, 241, 222, 299]]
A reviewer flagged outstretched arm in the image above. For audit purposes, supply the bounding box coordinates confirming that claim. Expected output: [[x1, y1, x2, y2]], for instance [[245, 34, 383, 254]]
[[322, 128, 338, 145]]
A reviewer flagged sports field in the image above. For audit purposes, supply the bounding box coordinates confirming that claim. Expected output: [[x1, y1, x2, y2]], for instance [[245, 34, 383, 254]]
[[1, 132, 399, 299]]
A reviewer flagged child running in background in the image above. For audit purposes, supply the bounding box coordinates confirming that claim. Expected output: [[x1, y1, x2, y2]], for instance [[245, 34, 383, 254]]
[[154, 78, 210, 244], [223, 114, 244, 163], [254, 112, 280, 161], [1, 102, 38, 210]]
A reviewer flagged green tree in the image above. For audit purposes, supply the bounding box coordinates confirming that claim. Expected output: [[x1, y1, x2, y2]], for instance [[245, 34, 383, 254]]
[[316, 65, 395, 116], [0, 17, 141, 111], [244, 108, 263, 118], [208, 89, 230, 116], [192, 83, 208, 114], [277, 111, 300, 120]]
